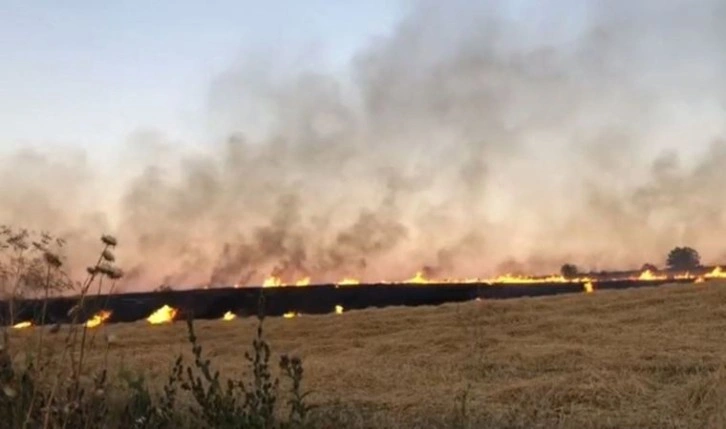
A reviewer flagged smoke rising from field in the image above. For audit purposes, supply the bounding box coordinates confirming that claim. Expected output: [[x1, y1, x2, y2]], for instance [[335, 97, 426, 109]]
[[1, 0, 725, 290]]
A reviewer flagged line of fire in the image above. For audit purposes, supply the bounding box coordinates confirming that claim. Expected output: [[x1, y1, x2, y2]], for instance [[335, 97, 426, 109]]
[[4, 265, 725, 330]]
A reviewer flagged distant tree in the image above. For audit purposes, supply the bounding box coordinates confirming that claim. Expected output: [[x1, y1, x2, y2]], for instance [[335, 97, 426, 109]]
[[560, 263, 579, 279], [666, 247, 701, 271], [641, 263, 658, 272], [155, 284, 174, 292]]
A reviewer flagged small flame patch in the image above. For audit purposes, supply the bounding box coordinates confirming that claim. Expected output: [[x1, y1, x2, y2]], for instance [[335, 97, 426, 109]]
[[85, 310, 112, 328], [147, 305, 177, 325], [583, 282, 594, 294]]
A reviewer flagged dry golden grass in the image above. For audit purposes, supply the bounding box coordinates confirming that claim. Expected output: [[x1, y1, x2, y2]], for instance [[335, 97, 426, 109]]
[[10, 281, 726, 428]]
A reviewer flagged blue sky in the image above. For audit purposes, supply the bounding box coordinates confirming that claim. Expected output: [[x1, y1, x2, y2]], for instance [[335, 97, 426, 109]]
[[0, 0, 405, 154], [5, 0, 709, 164]]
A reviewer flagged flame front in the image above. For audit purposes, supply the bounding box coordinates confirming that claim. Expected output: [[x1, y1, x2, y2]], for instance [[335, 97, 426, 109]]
[[263, 276, 283, 288], [705, 266, 726, 279], [5, 266, 720, 330], [254, 271, 600, 287], [85, 310, 112, 328], [147, 305, 177, 325], [406, 271, 432, 284], [261, 275, 313, 287], [246, 265, 726, 289], [638, 269, 667, 281]]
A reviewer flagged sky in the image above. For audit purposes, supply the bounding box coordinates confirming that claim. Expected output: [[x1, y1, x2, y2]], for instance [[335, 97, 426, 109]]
[[0, 0, 593, 155], [0, 0, 405, 156], [1, 0, 725, 290], [0, 0, 596, 158]]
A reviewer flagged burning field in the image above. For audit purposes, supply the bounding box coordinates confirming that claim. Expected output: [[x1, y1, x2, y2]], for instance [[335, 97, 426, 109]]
[[8, 280, 726, 428], [6, 265, 726, 328], [4, 230, 725, 428], [3, 0, 726, 427]]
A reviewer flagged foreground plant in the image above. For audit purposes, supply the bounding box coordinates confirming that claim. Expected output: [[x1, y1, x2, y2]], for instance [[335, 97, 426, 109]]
[[0, 227, 72, 338], [118, 314, 312, 429], [173, 315, 309, 428], [0, 230, 313, 429], [0, 232, 123, 428]]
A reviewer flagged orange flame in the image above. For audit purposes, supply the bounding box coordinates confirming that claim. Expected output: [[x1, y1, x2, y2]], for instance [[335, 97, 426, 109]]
[[263, 276, 283, 288], [705, 266, 726, 279], [335, 304, 344, 314], [490, 274, 593, 284], [406, 271, 432, 284], [295, 277, 311, 286], [583, 281, 594, 293], [12, 321, 32, 329], [282, 311, 299, 319], [255, 271, 602, 287], [673, 272, 694, 280], [222, 311, 236, 321], [250, 265, 726, 289], [147, 305, 177, 325], [638, 269, 667, 281], [85, 310, 112, 328]]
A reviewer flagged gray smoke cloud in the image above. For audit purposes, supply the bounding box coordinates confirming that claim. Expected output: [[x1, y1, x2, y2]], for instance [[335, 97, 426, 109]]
[[1, 0, 725, 290]]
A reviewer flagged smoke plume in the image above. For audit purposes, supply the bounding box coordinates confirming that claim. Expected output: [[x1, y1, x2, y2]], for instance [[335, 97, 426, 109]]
[[1, 0, 725, 290]]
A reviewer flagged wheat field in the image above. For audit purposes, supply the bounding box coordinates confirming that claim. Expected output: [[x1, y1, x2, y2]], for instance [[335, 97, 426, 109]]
[[9, 281, 726, 428]]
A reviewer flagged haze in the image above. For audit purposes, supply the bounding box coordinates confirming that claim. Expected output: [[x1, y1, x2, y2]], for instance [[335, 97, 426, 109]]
[[1, 0, 725, 291]]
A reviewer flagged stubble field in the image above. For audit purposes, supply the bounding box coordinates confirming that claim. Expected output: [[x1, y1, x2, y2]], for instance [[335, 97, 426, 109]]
[[10, 281, 726, 428]]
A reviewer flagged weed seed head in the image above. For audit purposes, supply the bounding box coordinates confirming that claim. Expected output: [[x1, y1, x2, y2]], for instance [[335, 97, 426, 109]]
[[43, 251, 63, 268], [101, 235, 118, 246], [108, 267, 124, 280], [97, 262, 115, 277], [101, 249, 116, 262]]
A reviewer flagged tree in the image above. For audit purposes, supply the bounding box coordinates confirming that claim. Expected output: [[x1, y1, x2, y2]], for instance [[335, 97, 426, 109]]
[[560, 263, 579, 279], [155, 284, 175, 293], [666, 246, 701, 271], [641, 263, 658, 272]]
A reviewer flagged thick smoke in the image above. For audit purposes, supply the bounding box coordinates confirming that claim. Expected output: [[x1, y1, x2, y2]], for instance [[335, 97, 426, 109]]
[[1, 0, 725, 290]]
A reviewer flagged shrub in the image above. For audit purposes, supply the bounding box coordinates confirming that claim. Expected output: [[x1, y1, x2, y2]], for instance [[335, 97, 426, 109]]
[[641, 263, 658, 272], [560, 263, 579, 279]]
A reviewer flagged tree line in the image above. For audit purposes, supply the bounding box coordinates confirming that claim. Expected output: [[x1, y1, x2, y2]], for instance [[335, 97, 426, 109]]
[[560, 246, 703, 279]]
